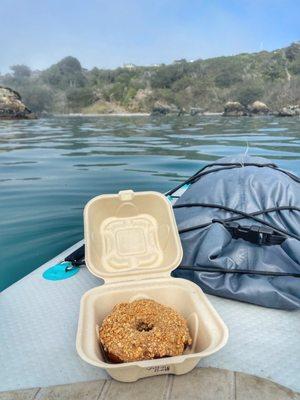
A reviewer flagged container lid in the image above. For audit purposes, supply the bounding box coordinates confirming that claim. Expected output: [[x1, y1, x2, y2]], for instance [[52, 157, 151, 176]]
[[84, 190, 183, 282]]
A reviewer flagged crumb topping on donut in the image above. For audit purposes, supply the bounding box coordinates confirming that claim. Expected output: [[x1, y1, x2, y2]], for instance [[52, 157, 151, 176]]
[[99, 299, 192, 363]]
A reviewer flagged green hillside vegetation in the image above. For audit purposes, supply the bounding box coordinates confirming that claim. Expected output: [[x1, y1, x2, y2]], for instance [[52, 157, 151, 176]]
[[1, 42, 299, 114]]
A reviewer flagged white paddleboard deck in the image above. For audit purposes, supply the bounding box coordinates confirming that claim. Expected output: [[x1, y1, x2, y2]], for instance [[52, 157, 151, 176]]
[[1, 239, 300, 392]]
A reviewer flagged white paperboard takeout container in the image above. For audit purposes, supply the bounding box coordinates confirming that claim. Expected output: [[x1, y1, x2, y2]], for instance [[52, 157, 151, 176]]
[[77, 190, 228, 382]]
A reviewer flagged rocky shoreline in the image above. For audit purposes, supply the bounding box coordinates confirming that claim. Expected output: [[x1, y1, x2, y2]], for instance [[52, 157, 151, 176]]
[[222, 100, 300, 117], [149, 100, 300, 117], [1, 85, 299, 120]]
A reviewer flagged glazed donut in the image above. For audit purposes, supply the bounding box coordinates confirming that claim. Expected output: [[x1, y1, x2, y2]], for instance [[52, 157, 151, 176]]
[[99, 299, 192, 363]]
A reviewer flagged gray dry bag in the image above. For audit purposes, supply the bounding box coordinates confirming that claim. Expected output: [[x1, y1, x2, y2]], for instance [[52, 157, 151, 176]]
[[172, 155, 300, 310]]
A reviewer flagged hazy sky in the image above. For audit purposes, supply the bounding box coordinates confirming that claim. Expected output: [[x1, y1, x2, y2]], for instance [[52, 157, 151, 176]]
[[1, 0, 299, 73]]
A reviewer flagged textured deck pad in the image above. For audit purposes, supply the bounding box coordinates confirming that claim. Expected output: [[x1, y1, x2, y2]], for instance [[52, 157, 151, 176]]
[[1, 241, 300, 392]]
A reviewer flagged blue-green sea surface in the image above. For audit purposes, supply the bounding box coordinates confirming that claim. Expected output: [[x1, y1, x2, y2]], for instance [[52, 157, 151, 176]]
[[1, 115, 300, 290]]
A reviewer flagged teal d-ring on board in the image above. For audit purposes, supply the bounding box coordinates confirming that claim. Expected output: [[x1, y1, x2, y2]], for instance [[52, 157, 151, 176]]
[[43, 261, 79, 281]]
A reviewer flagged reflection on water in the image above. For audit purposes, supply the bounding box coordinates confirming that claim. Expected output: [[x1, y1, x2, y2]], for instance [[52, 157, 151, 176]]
[[1, 115, 300, 290]]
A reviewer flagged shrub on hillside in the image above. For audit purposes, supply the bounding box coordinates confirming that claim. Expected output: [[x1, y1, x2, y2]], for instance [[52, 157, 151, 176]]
[[108, 82, 126, 102], [21, 85, 54, 113], [290, 57, 300, 75], [214, 58, 244, 88], [262, 54, 286, 81], [66, 87, 94, 110], [235, 84, 264, 106], [150, 64, 188, 89]]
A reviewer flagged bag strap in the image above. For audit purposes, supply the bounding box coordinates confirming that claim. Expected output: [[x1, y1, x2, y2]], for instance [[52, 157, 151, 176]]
[[177, 265, 300, 277], [174, 203, 300, 241], [166, 162, 300, 197]]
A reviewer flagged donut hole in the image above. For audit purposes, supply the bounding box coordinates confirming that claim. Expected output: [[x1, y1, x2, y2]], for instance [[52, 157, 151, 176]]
[[136, 321, 154, 332]]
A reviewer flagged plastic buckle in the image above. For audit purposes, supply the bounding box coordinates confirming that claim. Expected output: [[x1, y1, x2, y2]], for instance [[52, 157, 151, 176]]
[[213, 220, 287, 245], [249, 225, 273, 245], [224, 222, 281, 245], [232, 223, 262, 244]]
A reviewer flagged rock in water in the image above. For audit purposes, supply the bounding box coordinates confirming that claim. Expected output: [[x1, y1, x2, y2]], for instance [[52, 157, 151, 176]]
[[223, 101, 246, 116], [248, 101, 270, 115], [278, 105, 300, 117], [0, 86, 35, 119], [190, 107, 203, 116], [150, 101, 179, 116]]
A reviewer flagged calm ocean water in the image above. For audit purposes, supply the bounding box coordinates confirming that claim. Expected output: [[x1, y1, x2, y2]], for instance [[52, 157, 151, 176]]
[[1, 115, 300, 290]]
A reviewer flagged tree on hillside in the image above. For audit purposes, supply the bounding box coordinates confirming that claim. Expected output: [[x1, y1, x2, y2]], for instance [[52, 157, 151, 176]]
[[213, 58, 244, 88], [215, 71, 242, 88], [10, 64, 31, 79], [285, 42, 300, 61], [66, 87, 94, 110], [150, 64, 188, 89], [262, 53, 286, 81], [89, 68, 118, 85], [290, 58, 300, 75], [236, 84, 264, 106], [21, 85, 54, 113], [42, 56, 86, 89]]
